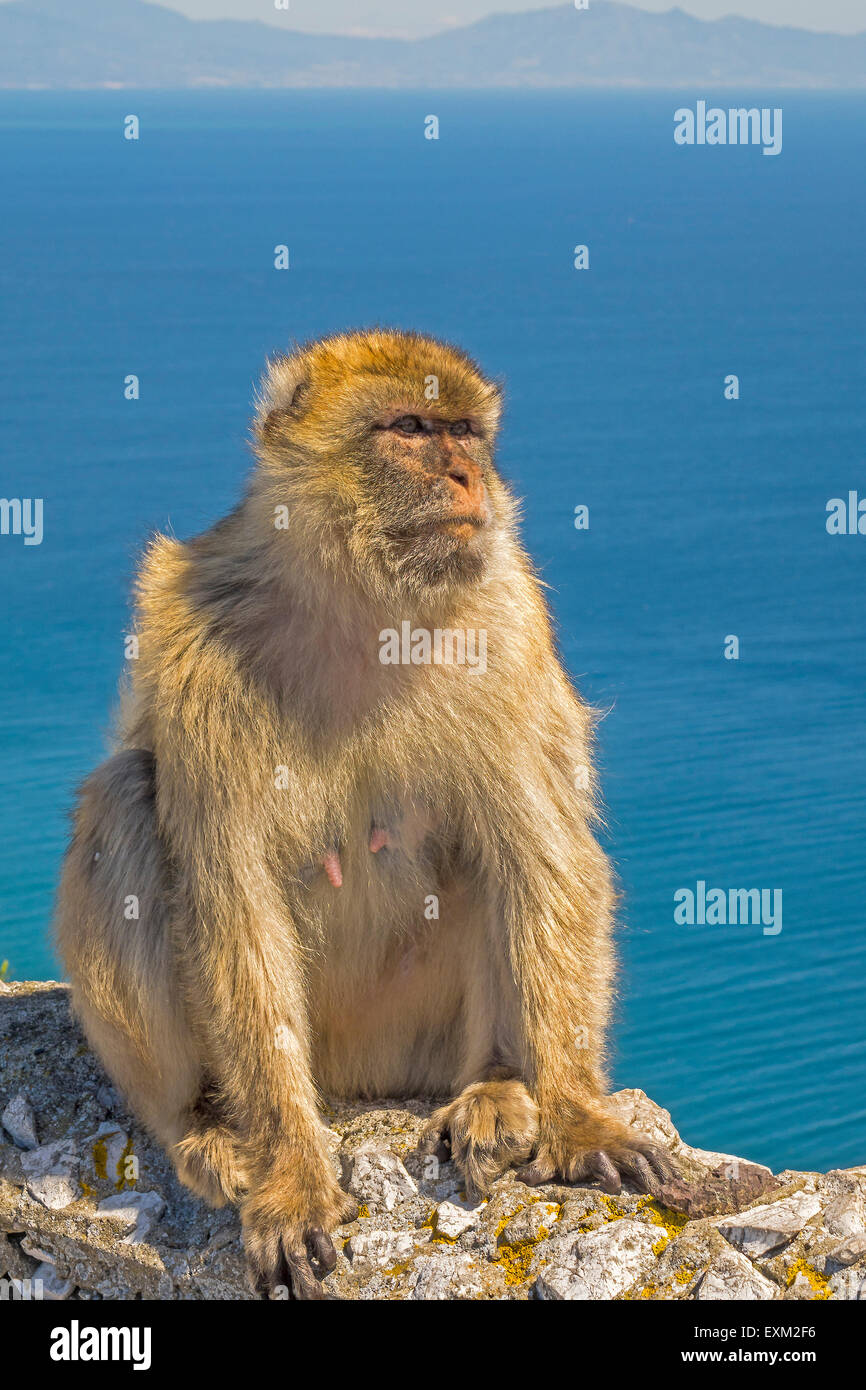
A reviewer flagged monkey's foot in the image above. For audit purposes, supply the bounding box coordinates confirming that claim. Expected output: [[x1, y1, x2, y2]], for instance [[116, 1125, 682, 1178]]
[[417, 1079, 539, 1203], [173, 1122, 249, 1209], [242, 1172, 358, 1301], [517, 1109, 681, 1202]]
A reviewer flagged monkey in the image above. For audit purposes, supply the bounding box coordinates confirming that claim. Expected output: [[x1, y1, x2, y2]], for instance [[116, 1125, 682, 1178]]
[[56, 328, 678, 1300]]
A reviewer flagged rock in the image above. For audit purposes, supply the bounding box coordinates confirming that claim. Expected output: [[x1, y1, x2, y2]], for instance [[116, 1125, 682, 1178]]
[[679, 1146, 773, 1180], [605, 1087, 777, 1217], [674, 1163, 781, 1220], [20, 1140, 81, 1211], [1, 1231, 41, 1280], [499, 1200, 559, 1247], [607, 1089, 682, 1150], [33, 1260, 74, 1300], [826, 1233, 866, 1267], [822, 1194, 865, 1239], [827, 1264, 866, 1300], [694, 1248, 778, 1300], [1, 1093, 38, 1150], [536, 1220, 661, 1300], [435, 1199, 484, 1240], [716, 1192, 823, 1258], [411, 1251, 488, 1300], [346, 1142, 418, 1213], [20, 1235, 56, 1264], [96, 1084, 120, 1113], [85, 1122, 131, 1188], [347, 1228, 420, 1278], [0, 981, 863, 1301], [0, 1142, 24, 1184], [95, 1190, 166, 1244]]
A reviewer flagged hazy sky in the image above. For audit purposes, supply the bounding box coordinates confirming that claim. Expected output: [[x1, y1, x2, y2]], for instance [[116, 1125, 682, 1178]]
[[132, 0, 866, 38]]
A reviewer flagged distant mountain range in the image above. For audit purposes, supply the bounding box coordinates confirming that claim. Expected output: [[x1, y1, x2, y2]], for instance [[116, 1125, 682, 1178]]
[[1, 0, 864, 90]]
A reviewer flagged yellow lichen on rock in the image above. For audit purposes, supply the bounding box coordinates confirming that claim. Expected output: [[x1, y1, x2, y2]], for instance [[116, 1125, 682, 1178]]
[[92, 1138, 108, 1182], [787, 1259, 832, 1300], [495, 1238, 538, 1286]]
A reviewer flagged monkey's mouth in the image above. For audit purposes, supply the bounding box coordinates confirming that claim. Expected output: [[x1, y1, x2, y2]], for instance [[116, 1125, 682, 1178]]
[[385, 514, 486, 544]]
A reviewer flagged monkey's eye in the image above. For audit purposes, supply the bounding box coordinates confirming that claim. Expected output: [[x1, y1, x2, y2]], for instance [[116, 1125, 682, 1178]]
[[450, 420, 472, 438], [392, 415, 424, 435]]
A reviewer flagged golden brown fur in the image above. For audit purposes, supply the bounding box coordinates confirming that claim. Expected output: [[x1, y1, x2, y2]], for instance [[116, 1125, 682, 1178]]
[[56, 328, 675, 1299]]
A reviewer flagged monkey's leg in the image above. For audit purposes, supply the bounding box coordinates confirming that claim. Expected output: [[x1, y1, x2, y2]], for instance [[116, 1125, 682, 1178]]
[[156, 739, 358, 1300], [417, 915, 538, 1200], [55, 749, 246, 1208], [493, 799, 683, 1203]]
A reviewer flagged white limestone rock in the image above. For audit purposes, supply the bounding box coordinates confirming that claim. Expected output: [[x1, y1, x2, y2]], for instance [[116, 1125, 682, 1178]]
[[695, 1248, 777, 1300], [1, 1093, 38, 1150], [20, 1140, 81, 1211], [822, 1194, 865, 1239], [347, 1143, 418, 1213], [347, 1228, 420, 1278], [826, 1232, 866, 1267], [827, 1264, 866, 1300], [3, 982, 865, 1303], [536, 1219, 661, 1300], [716, 1192, 823, 1258], [95, 1190, 166, 1244], [435, 1199, 485, 1240], [20, 1236, 56, 1264], [34, 1260, 74, 1300], [411, 1251, 487, 1300]]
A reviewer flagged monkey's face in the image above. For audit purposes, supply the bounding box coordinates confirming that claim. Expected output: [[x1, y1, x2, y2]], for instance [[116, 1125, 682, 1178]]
[[355, 409, 496, 593], [256, 330, 508, 600]]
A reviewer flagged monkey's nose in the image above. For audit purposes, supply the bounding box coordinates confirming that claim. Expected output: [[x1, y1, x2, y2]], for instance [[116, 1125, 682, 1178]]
[[445, 462, 486, 518]]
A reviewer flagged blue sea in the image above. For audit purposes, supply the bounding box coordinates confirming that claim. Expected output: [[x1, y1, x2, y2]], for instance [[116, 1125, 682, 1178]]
[[1, 91, 864, 1173]]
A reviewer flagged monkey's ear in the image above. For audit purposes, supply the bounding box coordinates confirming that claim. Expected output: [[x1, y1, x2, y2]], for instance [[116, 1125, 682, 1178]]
[[261, 386, 309, 441], [288, 381, 308, 414], [255, 353, 311, 441]]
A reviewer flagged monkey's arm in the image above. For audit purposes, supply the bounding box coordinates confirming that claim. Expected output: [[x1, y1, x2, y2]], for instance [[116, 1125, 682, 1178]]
[[152, 704, 355, 1298]]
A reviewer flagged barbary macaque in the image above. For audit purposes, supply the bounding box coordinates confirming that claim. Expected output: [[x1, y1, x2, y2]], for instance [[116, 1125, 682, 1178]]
[[57, 329, 677, 1299]]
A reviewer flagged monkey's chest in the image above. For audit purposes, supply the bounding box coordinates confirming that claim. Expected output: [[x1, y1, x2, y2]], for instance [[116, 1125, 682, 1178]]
[[289, 797, 456, 921]]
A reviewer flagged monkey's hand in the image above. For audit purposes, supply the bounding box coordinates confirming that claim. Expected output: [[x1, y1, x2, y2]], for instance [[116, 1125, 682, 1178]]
[[417, 1079, 539, 1202], [242, 1166, 358, 1300], [517, 1108, 681, 1203]]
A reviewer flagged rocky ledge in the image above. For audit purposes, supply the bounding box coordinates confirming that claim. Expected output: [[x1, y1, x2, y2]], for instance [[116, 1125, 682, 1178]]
[[1, 981, 864, 1301]]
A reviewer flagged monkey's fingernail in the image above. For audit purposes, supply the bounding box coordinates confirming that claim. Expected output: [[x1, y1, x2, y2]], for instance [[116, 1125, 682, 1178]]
[[322, 852, 343, 887], [598, 1158, 623, 1194], [369, 828, 388, 853], [308, 1227, 337, 1272]]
